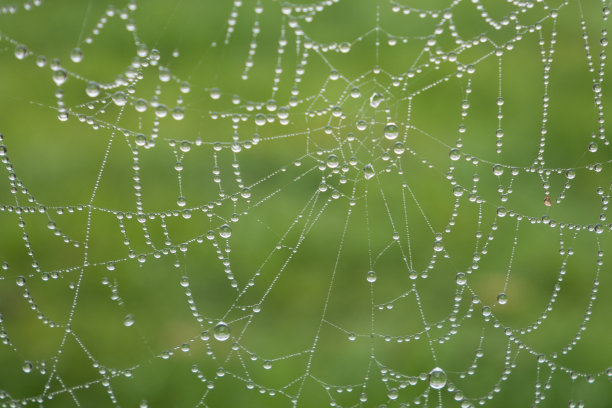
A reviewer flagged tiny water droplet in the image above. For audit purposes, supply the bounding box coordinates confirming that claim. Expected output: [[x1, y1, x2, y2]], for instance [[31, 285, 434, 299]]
[[497, 293, 508, 305], [52, 69, 67, 86], [366, 270, 377, 283], [22, 361, 33, 373]]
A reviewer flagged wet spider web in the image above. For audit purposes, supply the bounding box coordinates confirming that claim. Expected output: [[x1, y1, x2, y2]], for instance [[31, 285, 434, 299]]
[[0, 0, 612, 407]]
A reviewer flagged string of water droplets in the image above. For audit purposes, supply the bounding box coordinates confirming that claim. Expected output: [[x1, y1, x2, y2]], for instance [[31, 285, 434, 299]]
[[1, 0, 612, 407]]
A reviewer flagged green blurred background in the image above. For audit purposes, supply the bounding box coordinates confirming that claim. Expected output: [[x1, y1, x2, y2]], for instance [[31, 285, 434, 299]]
[[0, 0, 612, 407]]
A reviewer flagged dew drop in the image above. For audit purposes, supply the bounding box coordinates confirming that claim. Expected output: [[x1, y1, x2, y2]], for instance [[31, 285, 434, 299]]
[[213, 322, 231, 341], [112, 91, 128, 106], [369, 92, 384, 108], [52, 69, 67, 86], [15, 44, 28, 60], [22, 361, 33, 374], [123, 314, 135, 327], [70, 48, 83, 63], [219, 224, 232, 239], [497, 293, 508, 305], [449, 148, 461, 161], [16, 276, 26, 287], [326, 154, 339, 168], [384, 123, 399, 140], [210, 88, 221, 100], [363, 164, 375, 180], [387, 388, 399, 400], [366, 270, 377, 283], [263, 360, 272, 370], [429, 367, 447, 389], [86, 82, 100, 97], [565, 169, 576, 179], [456, 272, 467, 285]]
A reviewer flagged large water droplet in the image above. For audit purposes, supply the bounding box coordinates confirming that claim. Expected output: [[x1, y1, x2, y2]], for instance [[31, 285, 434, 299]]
[[22, 361, 33, 373], [429, 367, 447, 389], [384, 123, 399, 140], [449, 148, 461, 161], [213, 322, 231, 341], [86, 82, 100, 97], [219, 224, 232, 239], [366, 270, 377, 283]]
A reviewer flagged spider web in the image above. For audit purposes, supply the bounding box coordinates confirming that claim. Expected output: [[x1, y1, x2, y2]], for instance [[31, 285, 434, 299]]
[[0, 0, 611, 407]]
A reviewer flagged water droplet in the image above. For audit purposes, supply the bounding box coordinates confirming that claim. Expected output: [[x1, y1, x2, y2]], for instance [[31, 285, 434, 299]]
[[263, 360, 272, 370], [369, 92, 384, 108], [497, 293, 508, 305], [210, 88, 221, 100], [22, 361, 33, 373], [16, 276, 26, 287], [219, 224, 232, 239], [123, 314, 135, 327], [481, 306, 492, 317], [366, 270, 377, 283], [135, 99, 148, 112], [429, 367, 447, 389], [339, 42, 351, 53], [387, 388, 399, 400], [213, 322, 230, 341], [112, 91, 127, 106], [348, 332, 356, 341], [453, 186, 464, 197], [70, 48, 83, 63], [86, 82, 100, 97], [52, 69, 67, 86], [15, 44, 28, 60], [456, 272, 467, 285], [363, 164, 375, 180], [565, 169, 576, 179], [326, 154, 339, 168], [384, 123, 399, 140], [493, 164, 503, 176], [449, 148, 461, 161], [588, 142, 598, 153]]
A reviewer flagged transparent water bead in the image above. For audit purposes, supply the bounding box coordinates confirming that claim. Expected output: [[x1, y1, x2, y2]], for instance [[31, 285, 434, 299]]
[[213, 322, 231, 341], [384, 123, 399, 140], [123, 314, 135, 327], [497, 293, 508, 305], [15, 44, 28, 60], [363, 164, 375, 180], [22, 361, 33, 374], [219, 224, 232, 238], [429, 367, 447, 389], [366, 270, 377, 283], [52, 69, 67, 86], [369, 92, 384, 108], [86, 82, 100, 98], [70, 48, 83, 63], [449, 148, 461, 161]]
